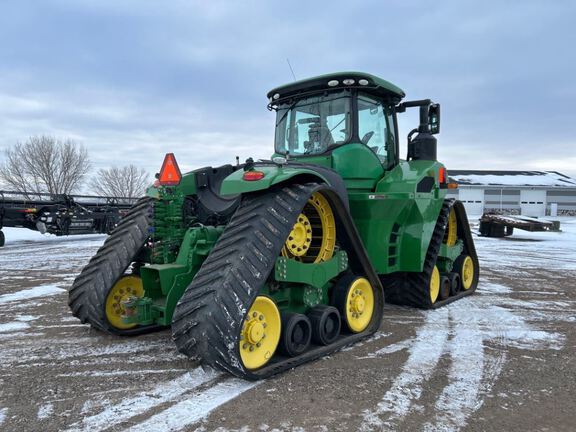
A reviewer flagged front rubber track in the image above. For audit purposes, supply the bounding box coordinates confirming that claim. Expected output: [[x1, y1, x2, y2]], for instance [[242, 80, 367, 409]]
[[171, 183, 384, 380], [382, 199, 480, 309], [68, 196, 163, 336]]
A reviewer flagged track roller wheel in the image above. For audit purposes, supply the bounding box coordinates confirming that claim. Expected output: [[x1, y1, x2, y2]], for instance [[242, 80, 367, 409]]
[[454, 254, 477, 291], [279, 313, 312, 357], [239, 296, 281, 370], [308, 305, 341, 346], [429, 265, 441, 304], [104, 275, 144, 330], [438, 275, 450, 301], [448, 272, 461, 296], [333, 275, 375, 333]]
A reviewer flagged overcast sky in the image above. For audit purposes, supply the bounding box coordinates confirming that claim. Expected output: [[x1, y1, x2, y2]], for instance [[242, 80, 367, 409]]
[[1, 0, 575, 185]]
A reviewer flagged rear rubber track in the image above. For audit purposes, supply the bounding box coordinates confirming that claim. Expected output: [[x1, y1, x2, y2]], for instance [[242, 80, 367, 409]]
[[383, 199, 479, 309], [68, 196, 162, 335], [172, 183, 384, 380]]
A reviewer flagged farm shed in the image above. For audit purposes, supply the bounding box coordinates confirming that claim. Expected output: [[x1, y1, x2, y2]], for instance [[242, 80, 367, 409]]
[[446, 170, 576, 216]]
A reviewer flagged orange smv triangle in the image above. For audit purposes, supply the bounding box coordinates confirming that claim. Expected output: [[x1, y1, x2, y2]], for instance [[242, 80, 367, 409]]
[[158, 153, 182, 186]]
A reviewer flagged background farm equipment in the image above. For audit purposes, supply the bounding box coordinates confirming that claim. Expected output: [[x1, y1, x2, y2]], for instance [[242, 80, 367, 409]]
[[69, 72, 480, 380], [0, 190, 137, 247], [479, 212, 561, 237]]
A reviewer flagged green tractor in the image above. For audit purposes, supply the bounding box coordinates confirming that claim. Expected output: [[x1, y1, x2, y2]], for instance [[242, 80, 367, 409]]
[[69, 72, 479, 380]]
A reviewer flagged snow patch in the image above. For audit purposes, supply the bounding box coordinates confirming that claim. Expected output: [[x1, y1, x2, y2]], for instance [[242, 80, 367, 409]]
[[357, 338, 413, 359], [0, 408, 7, 425], [0, 285, 65, 305], [451, 172, 576, 187], [15, 315, 39, 322], [0, 321, 30, 333], [37, 403, 53, 420]]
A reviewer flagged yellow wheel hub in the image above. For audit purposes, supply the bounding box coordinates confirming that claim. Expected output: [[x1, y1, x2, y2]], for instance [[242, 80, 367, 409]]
[[345, 278, 375, 333], [285, 213, 312, 257], [461, 256, 475, 290], [444, 208, 457, 246], [281, 192, 336, 263], [105, 275, 144, 329], [430, 265, 440, 304], [239, 296, 281, 370]]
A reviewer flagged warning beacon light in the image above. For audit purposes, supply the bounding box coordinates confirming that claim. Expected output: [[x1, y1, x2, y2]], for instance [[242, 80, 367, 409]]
[[158, 153, 182, 186]]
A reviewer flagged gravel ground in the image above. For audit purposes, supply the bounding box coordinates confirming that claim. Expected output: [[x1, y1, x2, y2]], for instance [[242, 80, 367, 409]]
[[0, 220, 575, 432]]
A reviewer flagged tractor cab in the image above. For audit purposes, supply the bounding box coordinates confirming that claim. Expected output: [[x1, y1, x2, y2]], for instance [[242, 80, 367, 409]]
[[269, 72, 441, 190]]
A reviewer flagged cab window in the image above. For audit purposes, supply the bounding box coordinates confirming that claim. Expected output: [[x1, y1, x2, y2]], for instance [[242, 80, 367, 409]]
[[274, 91, 351, 156], [358, 95, 389, 164]]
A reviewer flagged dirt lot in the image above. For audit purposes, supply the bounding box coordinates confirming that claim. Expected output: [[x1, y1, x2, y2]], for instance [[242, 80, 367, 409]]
[[0, 221, 575, 432]]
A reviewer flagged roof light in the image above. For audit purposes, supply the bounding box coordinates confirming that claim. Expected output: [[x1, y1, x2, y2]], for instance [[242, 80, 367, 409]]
[[359, 79, 369, 86], [243, 170, 265, 181], [273, 93, 280, 100], [343, 78, 355, 85], [272, 156, 287, 165], [158, 153, 182, 186], [327, 80, 339, 87]]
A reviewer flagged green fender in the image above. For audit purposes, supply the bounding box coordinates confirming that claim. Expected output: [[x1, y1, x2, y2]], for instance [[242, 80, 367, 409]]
[[219, 165, 330, 196]]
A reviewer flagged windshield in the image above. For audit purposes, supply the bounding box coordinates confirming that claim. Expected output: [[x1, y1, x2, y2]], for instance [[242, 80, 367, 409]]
[[274, 91, 351, 156]]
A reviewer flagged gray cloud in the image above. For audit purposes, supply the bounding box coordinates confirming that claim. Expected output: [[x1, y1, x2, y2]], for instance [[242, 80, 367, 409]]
[[1, 0, 575, 188]]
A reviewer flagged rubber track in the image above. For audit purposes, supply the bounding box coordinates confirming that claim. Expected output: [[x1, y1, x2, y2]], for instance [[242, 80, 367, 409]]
[[171, 183, 384, 380], [68, 196, 162, 335], [382, 199, 480, 309]]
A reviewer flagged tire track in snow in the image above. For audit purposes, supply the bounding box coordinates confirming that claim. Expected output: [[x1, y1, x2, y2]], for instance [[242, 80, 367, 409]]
[[361, 284, 566, 432], [360, 308, 450, 432], [122, 378, 258, 432], [66, 368, 220, 432], [66, 367, 257, 432], [423, 305, 485, 431]]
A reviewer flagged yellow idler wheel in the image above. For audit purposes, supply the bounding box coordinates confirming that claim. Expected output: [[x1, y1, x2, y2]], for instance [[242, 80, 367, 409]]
[[334, 276, 376, 333], [239, 296, 281, 370], [429, 265, 440, 304], [282, 192, 336, 263], [457, 255, 475, 290], [443, 207, 457, 246], [105, 275, 144, 330]]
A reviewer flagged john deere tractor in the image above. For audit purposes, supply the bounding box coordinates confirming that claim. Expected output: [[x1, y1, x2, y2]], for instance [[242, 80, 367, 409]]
[[69, 72, 479, 380]]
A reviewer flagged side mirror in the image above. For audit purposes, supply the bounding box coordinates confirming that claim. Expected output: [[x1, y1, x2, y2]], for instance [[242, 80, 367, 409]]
[[429, 103, 440, 134]]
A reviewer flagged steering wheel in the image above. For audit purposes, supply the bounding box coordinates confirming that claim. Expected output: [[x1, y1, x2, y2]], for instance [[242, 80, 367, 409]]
[[361, 131, 374, 144]]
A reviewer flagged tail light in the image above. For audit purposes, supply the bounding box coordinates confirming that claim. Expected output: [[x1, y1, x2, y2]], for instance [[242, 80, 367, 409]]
[[439, 167, 447, 184], [243, 171, 265, 181]]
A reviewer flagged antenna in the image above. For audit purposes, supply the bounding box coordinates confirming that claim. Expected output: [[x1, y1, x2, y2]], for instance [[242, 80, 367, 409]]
[[286, 58, 296, 81]]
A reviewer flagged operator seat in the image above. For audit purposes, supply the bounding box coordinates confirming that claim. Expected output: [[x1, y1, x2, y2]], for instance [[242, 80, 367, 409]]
[[305, 122, 334, 152]]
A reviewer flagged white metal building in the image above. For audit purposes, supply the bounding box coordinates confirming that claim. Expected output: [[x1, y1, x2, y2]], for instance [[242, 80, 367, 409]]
[[446, 170, 576, 217]]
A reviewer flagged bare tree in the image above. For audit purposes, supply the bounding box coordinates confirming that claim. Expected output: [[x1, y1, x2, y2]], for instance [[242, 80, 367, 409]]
[[90, 165, 151, 202], [0, 136, 91, 198]]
